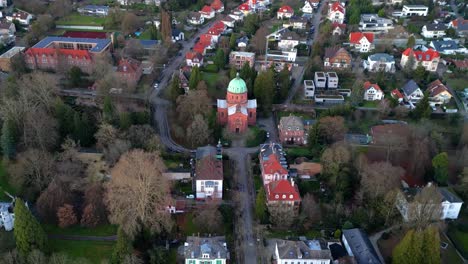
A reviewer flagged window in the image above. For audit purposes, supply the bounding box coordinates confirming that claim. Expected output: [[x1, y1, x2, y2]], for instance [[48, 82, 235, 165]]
[[282, 194, 286, 199], [275, 194, 279, 199], [290, 194, 293, 199]]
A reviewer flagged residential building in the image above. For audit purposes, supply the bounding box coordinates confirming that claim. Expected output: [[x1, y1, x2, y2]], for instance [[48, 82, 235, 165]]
[[331, 23, 346, 35], [324, 47, 352, 69], [6, 10, 33, 25], [391, 89, 404, 103], [314, 72, 327, 89], [259, 143, 288, 186], [116, 58, 142, 86], [400, 48, 440, 72], [0, 0, 8, 7], [236, 36, 249, 48], [396, 184, 463, 221], [194, 144, 223, 200], [25, 36, 112, 73], [326, 72, 338, 88], [283, 16, 308, 30], [0, 21, 15, 36], [421, 23, 447, 38], [402, 5, 429, 16], [266, 179, 301, 209], [238, 3, 252, 15], [277, 5, 294, 19], [363, 81, 384, 101], [186, 52, 204, 67], [304, 80, 315, 99], [77, 5, 110, 16], [229, 10, 245, 21], [266, 49, 297, 62], [388, 0, 403, 4], [426, 79, 452, 104], [229, 51, 255, 69], [0, 202, 14, 231], [211, 0, 224, 13], [401, 79, 424, 104], [180, 236, 229, 264], [270, 239, 332, 264], [429, 39, 468, 55], [327, 2, 345, 24], [448, 58, 468, 70], [447, 18, 468, 37], [363, 53, 395, 73], [278, 30, 300, 50], [358, 14, 394, 32], [217, 74, 257, 133], [349, 32, 375, 53], [278, 115, 307, 145], [0, 46, 25, 72], [342, 229, 382, 264], [302, 0, 314, 14], [188, 12, 204, 25], [141, 60, 154, 75], [171, 29, 185, 42], [221, 15, 235, 28], [200, 5, 215, 20]]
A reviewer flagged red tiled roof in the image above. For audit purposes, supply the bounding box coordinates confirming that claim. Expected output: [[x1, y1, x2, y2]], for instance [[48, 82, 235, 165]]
[[261, 154, 288, 175], [332, 22, 346, 29], [239, 3, 250, 11], [116, 58, 141, 73], [199, 34, 213, 45], [349, 32, 374, 44], [63, 31, 107, 39], [193, 42, 208, 54], [186, 51, 203, 61], [330, 2, 345, 14], [212, 21, 226, 30], [201, 5, 214, 14], [363, 81, 382, 92], [451, 59, 468, 69], [402, 48, 440, 62], [278, 5, 294, 14], [25, 48, 92, 60], [266, 180, 301, 202], [208, 27, 224, 36], [195, 155, 223, 181], [211, 0, 224, 10], [451, 18, 468, 28], [391, 89, 403, 99], [12, 11, 30, 20]]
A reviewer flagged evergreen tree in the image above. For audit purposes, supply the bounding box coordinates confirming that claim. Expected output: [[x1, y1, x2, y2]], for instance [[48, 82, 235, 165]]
[[103, 96, 115, 123], [1, 119, 17, 159], [214, 49, 226, 69], [68, 66, 83, 87], [111, 228, 133, 264], [189, 66, 201, 90], [229, 67, 237, 79], [413, 92, 431, 119], [276, 68, 290, 103], [80, 112, 94, 147], [169, 76, 183, 102], [255, 188, 268, 223], [119, 112, 132, 130], [393, 229, 417, 264], [422, 226, 440, 264], [14, 198, 48, 255], [392, 227, 440, 264], [72, 111, 83, 143], [229, 33, 237, 49], [407, 35, 416, 48], [253, 68, 275, 115], [432, 152, 449, 185]]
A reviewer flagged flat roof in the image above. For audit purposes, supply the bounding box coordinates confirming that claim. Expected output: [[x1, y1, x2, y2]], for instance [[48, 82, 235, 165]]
[[327, 72, 338, 77], [32, 36, 111, 52], [403, 5, 428, 8], [230, 51, 255, 57], [315, 72, 325, 77], [304, 80, 314, 86], [0, 46, 25, 58]]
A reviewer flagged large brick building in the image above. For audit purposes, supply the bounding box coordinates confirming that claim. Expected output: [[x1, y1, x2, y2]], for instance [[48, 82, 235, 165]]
[[25, 36, 112, 73], [278, 115, 307, 145], [217, 74, 257, 133]]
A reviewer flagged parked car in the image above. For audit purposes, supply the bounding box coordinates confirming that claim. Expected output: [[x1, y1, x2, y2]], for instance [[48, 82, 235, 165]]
[[186, 194, 195, 199]]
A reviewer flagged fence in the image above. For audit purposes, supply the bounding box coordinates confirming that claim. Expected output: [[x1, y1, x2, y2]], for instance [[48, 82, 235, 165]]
[[56, 25, 104, 30]]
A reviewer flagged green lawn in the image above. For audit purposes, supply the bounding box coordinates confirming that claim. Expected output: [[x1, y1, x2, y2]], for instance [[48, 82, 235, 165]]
[[57, 13, 106, 26], [441, 232, 464, 264], [246, 126, 267, 147], [448, 226, 468, 259], [254, 174, 263, 191], [0, 160, 17, 201], [181, 213, 198, 236], [361, 101, 379, 108], [43, 224, 117, 236], [202, 72, 220, 87], [49, 239, 114, 264], [174, 181, 193, 194], [138, 29, 153, 40], [446, 77, 467, 91], [286, 147, 314, 159]]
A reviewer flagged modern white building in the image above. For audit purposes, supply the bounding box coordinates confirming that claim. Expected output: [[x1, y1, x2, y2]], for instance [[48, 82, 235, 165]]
[[421, 23, 447, 38], [271, 239, 332, 264], [0, 202, 14, 231], [77, 5, 110, 16], [363, 53, 396, 73], [6, 10, 33, 25], [326, 72, 338, 89], [278, 30, 300, 50], [304, 80, 315, 99], [194, 145, 223, 200], [358, 14, 394, 32], [314, 72, 327, 89], [180, 236, 229, 264], [402, 5, 429, 16]]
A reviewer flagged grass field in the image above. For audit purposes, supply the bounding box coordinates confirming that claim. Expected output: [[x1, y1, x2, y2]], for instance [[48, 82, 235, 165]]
[[43, 224, 117, 236], [0, 160, 17, 201], [246, 126, 267, 147], [49, 239, 114, 264], [448, 225, 468, 259], [57, 13, 106, 26], [446, 77, 467, 91]]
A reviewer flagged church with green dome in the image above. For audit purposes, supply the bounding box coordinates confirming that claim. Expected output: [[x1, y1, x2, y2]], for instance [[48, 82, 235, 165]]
[[217, 73, 257, 133]]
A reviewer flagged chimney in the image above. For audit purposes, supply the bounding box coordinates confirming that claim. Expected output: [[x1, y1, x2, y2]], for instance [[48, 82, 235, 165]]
[[291, 178, 295, 187]]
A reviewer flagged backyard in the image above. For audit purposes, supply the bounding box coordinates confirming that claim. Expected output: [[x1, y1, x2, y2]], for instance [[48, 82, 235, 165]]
[[0, 161, 17, 201], [49, 239, 114, 264], [56, 13, 106, 26], [43, 224, 117, 237]]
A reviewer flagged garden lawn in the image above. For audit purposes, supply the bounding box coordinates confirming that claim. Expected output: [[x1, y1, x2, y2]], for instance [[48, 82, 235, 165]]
[[43, 224, 117, 236], [446, 78, 467, 91], [49, 239, 114, 264], [441, 232, 464, 264], [448, 226, 468, 259], [246, 126, 267, 147], [57, 13, 106, 26], [362, 101, 379, 108], [179, 213, 198, 236], [0, 160, 17, 201], [286, 147, 314, 159]]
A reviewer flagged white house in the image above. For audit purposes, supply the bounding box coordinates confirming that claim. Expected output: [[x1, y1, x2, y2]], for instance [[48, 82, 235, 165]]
[[363, 81, 384, 101], [229, 10, 245, 21], [401, 80, 424, 104], [271, 239, 332, 264], [284, 17, 308, 30], [221, 15, 235, 28], [402, 5, 429, 16], [358, 14, 394, 32], [277, 5, 294, 19], [77, 5, 110, 16], [349, 32, 375, 53], [181, 236, 229, 264], [314, 72, 327, 89], [200, 5, 215, 20], [327, 2, 345, 24], [6, 10, 33, 25], [400, 48, 440, 72], [326, 72, 338, 89], [396, 185, 463, 222], [185, 52, 203, 67], [0, 202, 14, 231], [363, 53, 395, 73], [304, 80, 315, 99], [302, 0, 314, 14], [421, 23, 447, 38], [278, 30, 300, 50], [0, 0, 8, 7], [188, 12, 204, 25], [331, 23, 346, 35], [194, 145, 223, 200], [171, 29, 185, 42]]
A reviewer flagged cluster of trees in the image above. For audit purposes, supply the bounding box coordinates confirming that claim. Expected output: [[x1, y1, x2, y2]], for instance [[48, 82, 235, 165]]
[[392, 226, 440, 264], [253, 66, 291, 114]]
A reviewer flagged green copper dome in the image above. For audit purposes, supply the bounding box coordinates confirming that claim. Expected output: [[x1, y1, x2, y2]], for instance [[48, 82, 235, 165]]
[[227, 73, 247, 94]]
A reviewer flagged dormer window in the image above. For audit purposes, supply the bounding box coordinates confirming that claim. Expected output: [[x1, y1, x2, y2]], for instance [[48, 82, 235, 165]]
[[275, 194, 279, 199], [289, 194, 293, 199], [288, 126, 291, 130], [202, 253, 210, 258], [282, 194, 286, 199]]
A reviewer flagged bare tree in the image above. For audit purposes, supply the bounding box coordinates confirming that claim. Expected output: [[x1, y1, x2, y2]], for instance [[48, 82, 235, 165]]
[[300, 193, 321, 229], [125, 125, 163, 152], [121, 13, 141, 35], [252, 26, 269, 54], [394, 105, 410, 118], [124, 39, 145, 60], [22, 108, 58, 151], [268, 205, 296, 229], [176, 89, 212, 126], [105, 150, 173, 238], [57, 204, 78, 228], [377, 99, 391, 117], [321, 142, 351, 184], [193, 203, 223, 234], [95, 123, 119, 151], [36, 180, 75, 224], [360, 162, 404, 198], [318, 116, 347, 144], [187, 114, 211, 148], [406, 184, 443, 230], [49, 0, 72, 19]]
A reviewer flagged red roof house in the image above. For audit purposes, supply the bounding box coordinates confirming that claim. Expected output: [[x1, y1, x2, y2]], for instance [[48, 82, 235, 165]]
[[266, 179, 301, 206], [185, 51, 204, 67], [363, 81, 384, 101], [238, 3, 251, 13], [330, 2, 345, 13], [116, 58, 142, 86], [401, 48, 440, 72], [277, 5, 294, 19], [260, 153, 289, 185], [210, 0, 224, 13], [200, 5, 215, 19], [25, 48, 93, 73], [349, 32, 375, 52], [391, 89, 404, 102]]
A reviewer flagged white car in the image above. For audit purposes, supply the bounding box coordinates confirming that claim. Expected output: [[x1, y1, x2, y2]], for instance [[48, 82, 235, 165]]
[[153, 82, 159, 89], [186, 194, 195, 199]]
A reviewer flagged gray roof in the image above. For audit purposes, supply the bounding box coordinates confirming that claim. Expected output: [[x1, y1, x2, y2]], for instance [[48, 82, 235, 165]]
[[401, 80, 420, 96], [368, 53, 394, 62], [279, 115, 304, 131], [342, 229, 381, 264], [280, 29, 300, 40], [439, 188, 463, 203], [425, 23, 447, 31], [180, 236, 229, 260], [430, 40, 459, 52], [271, 239, 332, 260]]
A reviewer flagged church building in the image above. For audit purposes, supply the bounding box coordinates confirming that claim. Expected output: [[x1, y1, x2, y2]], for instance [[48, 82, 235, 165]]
[[217, 74, 257, 133]]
